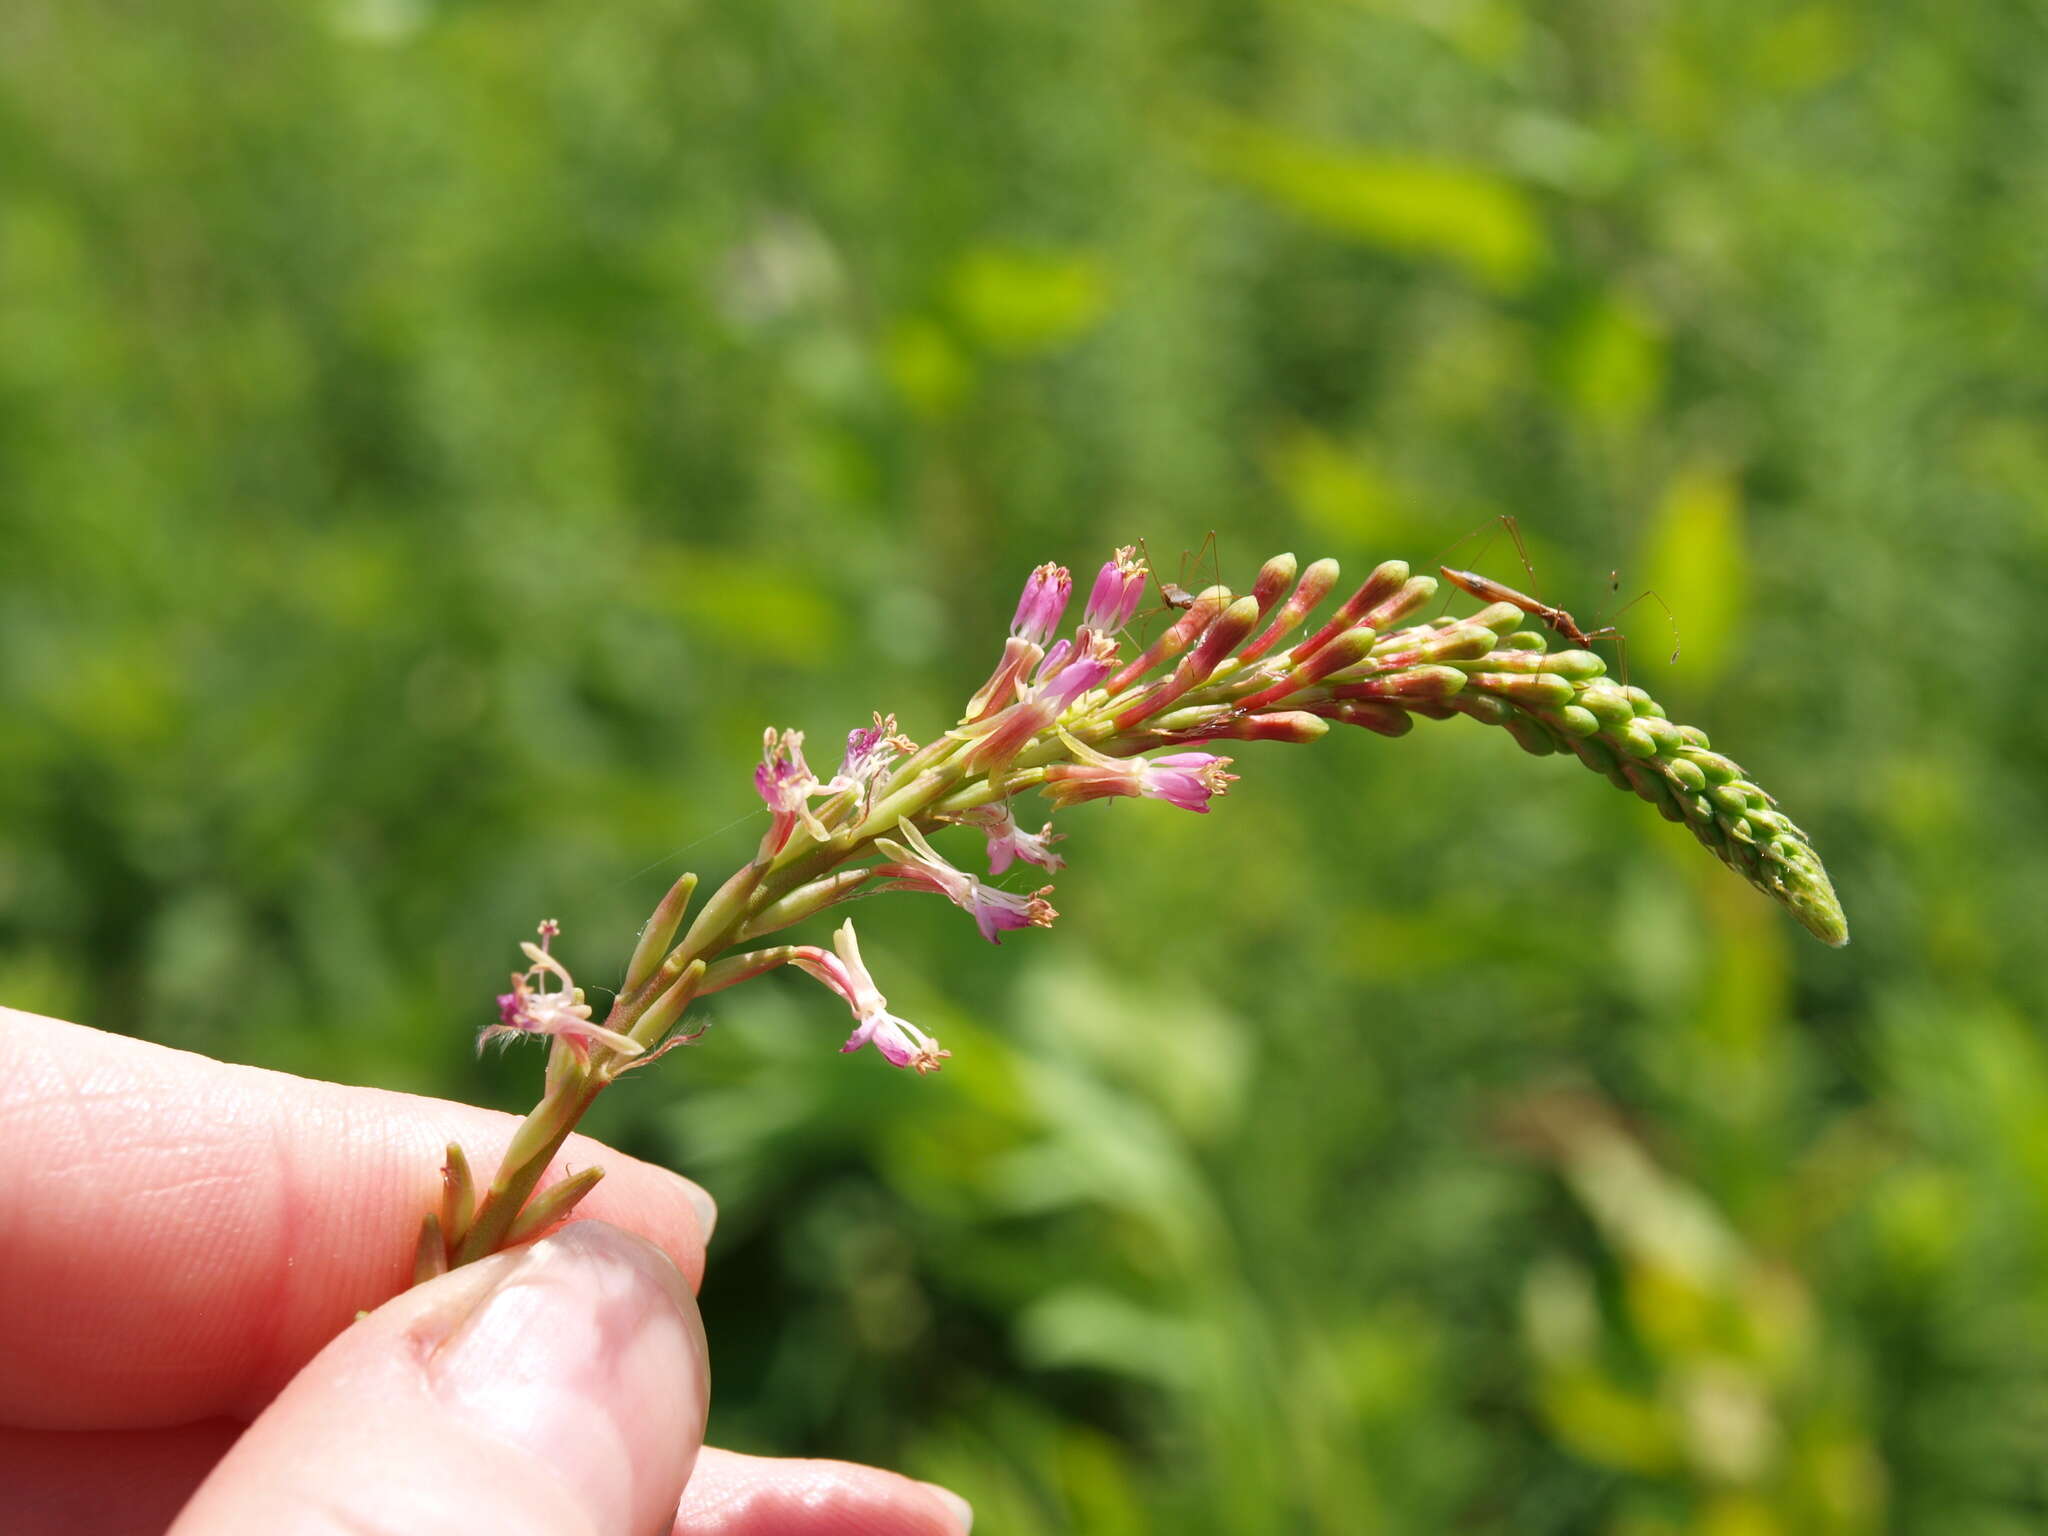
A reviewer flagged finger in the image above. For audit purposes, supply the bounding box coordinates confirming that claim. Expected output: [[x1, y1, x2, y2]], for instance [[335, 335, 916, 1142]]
[[0, 1009, 716, 1428], [0, 1420, 240, 1536], [677, 1449, 973, 1535], [172, 1222, 709, 1536]]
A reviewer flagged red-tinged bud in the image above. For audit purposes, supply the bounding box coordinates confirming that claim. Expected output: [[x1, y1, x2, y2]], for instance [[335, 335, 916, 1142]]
[[1322, 699, 1414, 737], [1360, 574, 1438, 633], [1369, 623, 1497, 668], [1239, 557, 1341, 663], [1100, 588, 1229, 695], [1330, 664, 1467, 701], [1233, 625, 1379, 713], [1290, 561, 1410, 664], [1113, 596, 1262, 728], [1217, 710, 1328, 744], [1250, 553, 1298, 617]]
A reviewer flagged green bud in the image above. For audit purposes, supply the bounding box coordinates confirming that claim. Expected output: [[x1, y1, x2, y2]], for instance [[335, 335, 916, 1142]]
[[1451, 692, 1514, 726], [1467, 600, 1527, 635], [1469, 671, 1576, 709], [414, 1212, 448, 1284], [1615, 721, 1662, 759], [1668, 757, 1708, 792], [1683, 748, 1743, 785], [1501, 710, 1557, 757], [1501, 630, 1549, 651], [1637, 716, 1685, 756], [441, 1143, 476, 1247], [1541, 705, 1602, 739], [506, 1167, 607, 1246], [1575, 684, 1636, 728], [1542, 649, 1607, 679], [1623, 761, 1685, 822], [1569, 735, 1619, 772]]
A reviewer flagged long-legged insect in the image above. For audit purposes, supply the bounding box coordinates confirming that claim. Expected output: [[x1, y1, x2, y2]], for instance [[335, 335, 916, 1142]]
[[1436, 515, 1678, 676], [1136, 531, 1221, 617]]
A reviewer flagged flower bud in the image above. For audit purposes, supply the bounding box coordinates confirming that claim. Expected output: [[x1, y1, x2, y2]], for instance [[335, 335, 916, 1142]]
[[1250, 552, 1298, 616], [1324, 700, 1413, 736], [1290, 561, 1410, 664], [1213, 710, 1328, 744], [1239, 557, 1342, 663]]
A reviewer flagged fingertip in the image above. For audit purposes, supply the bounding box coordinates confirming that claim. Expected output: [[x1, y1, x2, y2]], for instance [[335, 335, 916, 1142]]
[[680, 1177, 718, 1246], [175, 1221, 708, 1536], [920, 1479, 975, 1533]]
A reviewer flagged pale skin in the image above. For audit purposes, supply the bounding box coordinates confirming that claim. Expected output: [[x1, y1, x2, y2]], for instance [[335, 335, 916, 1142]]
[[0, 1009, 972, 1536]]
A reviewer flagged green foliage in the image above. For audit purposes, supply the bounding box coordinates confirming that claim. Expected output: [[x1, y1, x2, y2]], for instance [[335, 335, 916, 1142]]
[[3, 0, 2046, 1529]]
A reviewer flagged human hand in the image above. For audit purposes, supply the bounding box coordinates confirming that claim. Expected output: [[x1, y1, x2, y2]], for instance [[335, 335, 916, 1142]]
[[0, 1009, 973, 1535]]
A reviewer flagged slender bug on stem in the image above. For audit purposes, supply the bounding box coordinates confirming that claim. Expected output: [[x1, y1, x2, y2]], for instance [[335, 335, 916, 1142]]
[[1436, 515, 1679, 679], [1136, 531, 1220, 618]]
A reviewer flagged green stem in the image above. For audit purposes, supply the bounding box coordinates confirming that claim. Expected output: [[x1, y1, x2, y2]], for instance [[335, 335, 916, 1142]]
[[453, 1072, 606, 1267]]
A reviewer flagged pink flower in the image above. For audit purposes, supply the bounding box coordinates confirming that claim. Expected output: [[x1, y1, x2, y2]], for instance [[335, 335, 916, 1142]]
[[873, 821, 1057, 943], [1082, 546, 1148, 632], [963, 631, 1120, 774], [481, 921, 643, 1060], [790, 921, 950, 1073], [836, 712, 915, 791], [1010, 562, 1073, 647], [960, 802, 1065, 875], [823, 711, 916, 819], [755, 727, 845, 853], [1043, 731, 1238, 813]]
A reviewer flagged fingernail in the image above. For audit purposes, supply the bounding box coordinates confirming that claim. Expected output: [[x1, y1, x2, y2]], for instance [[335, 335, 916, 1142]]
[[921, 1480, 975, 1533], [429, 1223, 709, 1530], [682, 1179, 718, 1244]]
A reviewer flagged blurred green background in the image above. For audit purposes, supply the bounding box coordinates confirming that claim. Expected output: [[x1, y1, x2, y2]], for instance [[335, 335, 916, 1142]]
[[4, 1, 2046, 1530]]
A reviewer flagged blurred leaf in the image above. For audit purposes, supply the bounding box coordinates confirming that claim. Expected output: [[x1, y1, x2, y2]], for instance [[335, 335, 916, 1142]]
[[885, 317, 974, 419], [1262, 421, 1402, 543], [949, 248, 1110, 356], [1016, 1286, 1202, 1388], [1196, 118, 1546, 291], [1556, 290, 1666, 431], [1643, 463, 1747, 687]]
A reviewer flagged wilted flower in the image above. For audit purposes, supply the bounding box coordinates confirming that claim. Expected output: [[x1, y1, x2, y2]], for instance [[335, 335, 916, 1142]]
[[837, 713, 916, 792], [482, 921, 643, 1059], [873, 821, 1057, 943], [755, 728, 836, 853], [790, 920, 950, 1073], [1043, 731, 1237, 813], [959, 802, 1065, 875]]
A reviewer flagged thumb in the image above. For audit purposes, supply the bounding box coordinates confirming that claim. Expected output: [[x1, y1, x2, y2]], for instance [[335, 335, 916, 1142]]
[[173, 1222, 708, 1536]]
